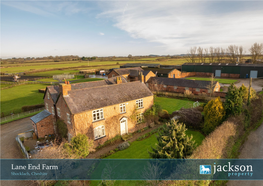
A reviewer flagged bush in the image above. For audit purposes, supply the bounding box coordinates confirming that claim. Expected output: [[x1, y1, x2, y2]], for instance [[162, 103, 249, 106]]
[[144, 104, 162, 124], [248, 95, 263, 127], [158, 109, 170, 119], [56, 119, 68, 139], [239, 84, 257, 103], [224, 84, 243, 117], [21, 104, 45, 112], [149, 120, 196, 159], [117, 142, 130, 151], [173, 108, 203, 129], [64, 134, 93, 158], [96, 135, 122, 150], [203, 97, 225, 134]]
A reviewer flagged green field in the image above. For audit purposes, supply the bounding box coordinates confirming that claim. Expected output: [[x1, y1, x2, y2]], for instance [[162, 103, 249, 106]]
[[0, 84, 48, 115], [154, 97, 196, 114], [71, 78, 104, 84], [186, 77, 237, 84]]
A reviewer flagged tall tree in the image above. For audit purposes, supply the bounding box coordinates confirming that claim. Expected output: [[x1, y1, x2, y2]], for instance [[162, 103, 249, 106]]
[[149, 120, 196, 159], [224, 84, 243, 117], [249, 43, 263, 63]]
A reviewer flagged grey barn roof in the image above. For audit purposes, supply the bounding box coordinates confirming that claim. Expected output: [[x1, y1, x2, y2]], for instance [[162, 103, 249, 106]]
[[45, 76, 127, 103], [143, 68, 175, 74], [64, 81, 153, 114], [121, 63, 160, 68], [30, 110, 51, 124], [113, 67, 143, 75], [148, 77, 218, 89], [182, 63, 263, 67]]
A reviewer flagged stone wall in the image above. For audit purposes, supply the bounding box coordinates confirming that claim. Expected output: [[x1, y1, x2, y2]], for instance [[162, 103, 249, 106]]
[[73, 95, 154, 147]]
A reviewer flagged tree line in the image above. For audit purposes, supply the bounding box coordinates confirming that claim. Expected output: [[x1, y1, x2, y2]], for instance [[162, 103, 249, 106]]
[[185, 42, 263, 64]]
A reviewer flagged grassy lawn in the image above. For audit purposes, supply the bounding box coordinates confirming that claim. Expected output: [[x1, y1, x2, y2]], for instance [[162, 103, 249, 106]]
[[186, 77, 237, 84], [71, 78, 104, 84], [0, 84, 48, 115], [154, 97, 196, 114], [105, 129, 204, 159]]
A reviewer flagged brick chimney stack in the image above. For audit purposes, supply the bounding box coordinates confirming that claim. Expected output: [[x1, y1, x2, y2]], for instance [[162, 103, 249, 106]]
[[59, 83, 71, 96]]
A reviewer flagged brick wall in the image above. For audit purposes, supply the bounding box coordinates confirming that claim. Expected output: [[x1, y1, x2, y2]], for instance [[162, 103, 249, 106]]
[[44, 89, 55, 115], [33, 115, 55, 138], [56, 95, 74, 137], [180, 72, 196, 78], [107, 70, 119, 78], [148, 82, 220, 96], [145, 71, 156, 83], [73, 95, 154, 147], [168, 69, 182, 78]]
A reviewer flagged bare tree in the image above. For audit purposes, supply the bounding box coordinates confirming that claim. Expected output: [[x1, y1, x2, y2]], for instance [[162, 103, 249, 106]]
[[197, 47, 203, 63], [203, 48, 209, 63], [220, 48, 226, 63], [208, 47, 215, 63], [186, 47, 197, 63], [227, 45, 239, 63], [214, 47, 221, 63], [207, 74, 215, 97], [239, 46, 245, 63], [249, 43, 263, 63]]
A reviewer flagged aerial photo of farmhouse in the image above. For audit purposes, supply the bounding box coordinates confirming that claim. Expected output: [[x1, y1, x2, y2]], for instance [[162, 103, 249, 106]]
[[1, 1, 263, 186]]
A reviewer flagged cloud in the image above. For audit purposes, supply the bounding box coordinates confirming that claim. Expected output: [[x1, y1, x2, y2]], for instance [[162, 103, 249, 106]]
[[2, 1, 91, 17], [98, 1, 263, 53], [99, 32, 105, 36]]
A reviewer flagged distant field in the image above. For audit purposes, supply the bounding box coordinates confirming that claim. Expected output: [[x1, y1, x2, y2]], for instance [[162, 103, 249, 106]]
[[155, 97, 196, 114], [1, 84, 48, 115], [28, 70, 80, 76], [71, 78, 104, 84], [0, 58, 188, 74], [185, 77, 237, 84]]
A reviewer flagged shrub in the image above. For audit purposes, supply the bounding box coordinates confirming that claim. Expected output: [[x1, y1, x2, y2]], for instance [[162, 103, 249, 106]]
[[224, 84, 243, 117], [248, 95, 263, 127], [21, 104, 45, 112], [203, 97, 225, 134], [158, 109, 170, 119], [64, 134, 94, 158], [149, 120, 196, 159], [173, 108, 203, 129], [239, 84, 257, 103], [144, 104, 162, 124], [20, 137, 24, 142], [56, 119, 68, 139], [96, 135, 122, 150]]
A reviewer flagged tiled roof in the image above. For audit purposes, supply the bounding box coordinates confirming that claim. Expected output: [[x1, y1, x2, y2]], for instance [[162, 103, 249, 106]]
[[143, 70, 151, 76], [45, 76, 127, 103], [121, 63, 160, 68], [30, 110, 51, 124], [148, 77, 218, 89], [143, 68, 174, 74], [64, 81, 153, 114], [113, 67, 143, 75]]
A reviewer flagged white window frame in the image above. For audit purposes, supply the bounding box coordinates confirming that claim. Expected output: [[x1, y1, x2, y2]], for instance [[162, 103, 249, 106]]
[[45, 103, 49, 111], [57, 108, 61, 117], [196, 88, 200, 92], [92, 109, 104, 122], [136, 99, 143, 109], [67, 113, 71, 124], [174, 86, 177, 90], [120, 103, 126, 114], [94, 125, 105, 140], [51, 107, 55, 115], [185, 87, 189, 90], [47, 93, 50, 99], [136, 113, 143, 124]]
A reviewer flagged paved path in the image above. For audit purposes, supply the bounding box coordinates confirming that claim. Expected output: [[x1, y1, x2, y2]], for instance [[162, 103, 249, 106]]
[[227, 122, 263, 186], [221, 79, 263, 92], [0, 117, 35, 186]]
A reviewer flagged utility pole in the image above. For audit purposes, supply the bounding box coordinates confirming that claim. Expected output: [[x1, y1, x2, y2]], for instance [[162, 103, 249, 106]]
[[247, 77, 252, 106]]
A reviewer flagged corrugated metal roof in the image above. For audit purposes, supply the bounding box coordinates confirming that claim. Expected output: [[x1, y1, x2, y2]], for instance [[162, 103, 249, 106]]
[[182, 63, 263, 67], [30, 110, 51, 124]]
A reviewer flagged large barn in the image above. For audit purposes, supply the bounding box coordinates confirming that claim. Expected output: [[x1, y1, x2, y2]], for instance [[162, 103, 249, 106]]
[[182, 63, 263, 78]]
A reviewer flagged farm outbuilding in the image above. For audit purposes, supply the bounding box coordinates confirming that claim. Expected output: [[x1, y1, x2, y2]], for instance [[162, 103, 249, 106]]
[[182, 63, 263, 78]]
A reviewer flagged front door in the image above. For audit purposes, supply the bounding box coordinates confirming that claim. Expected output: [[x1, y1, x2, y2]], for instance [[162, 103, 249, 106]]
[[120, 118, 128, 135]]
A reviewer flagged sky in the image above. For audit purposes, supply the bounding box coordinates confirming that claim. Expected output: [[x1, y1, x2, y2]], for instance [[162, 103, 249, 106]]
[[1, 0, 263, 58]]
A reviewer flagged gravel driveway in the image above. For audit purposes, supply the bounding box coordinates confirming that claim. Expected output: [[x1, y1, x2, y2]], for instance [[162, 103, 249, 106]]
[[227, 122, 263, 186], [221, 79, 263, 92], [1, 117, 36, 186]]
